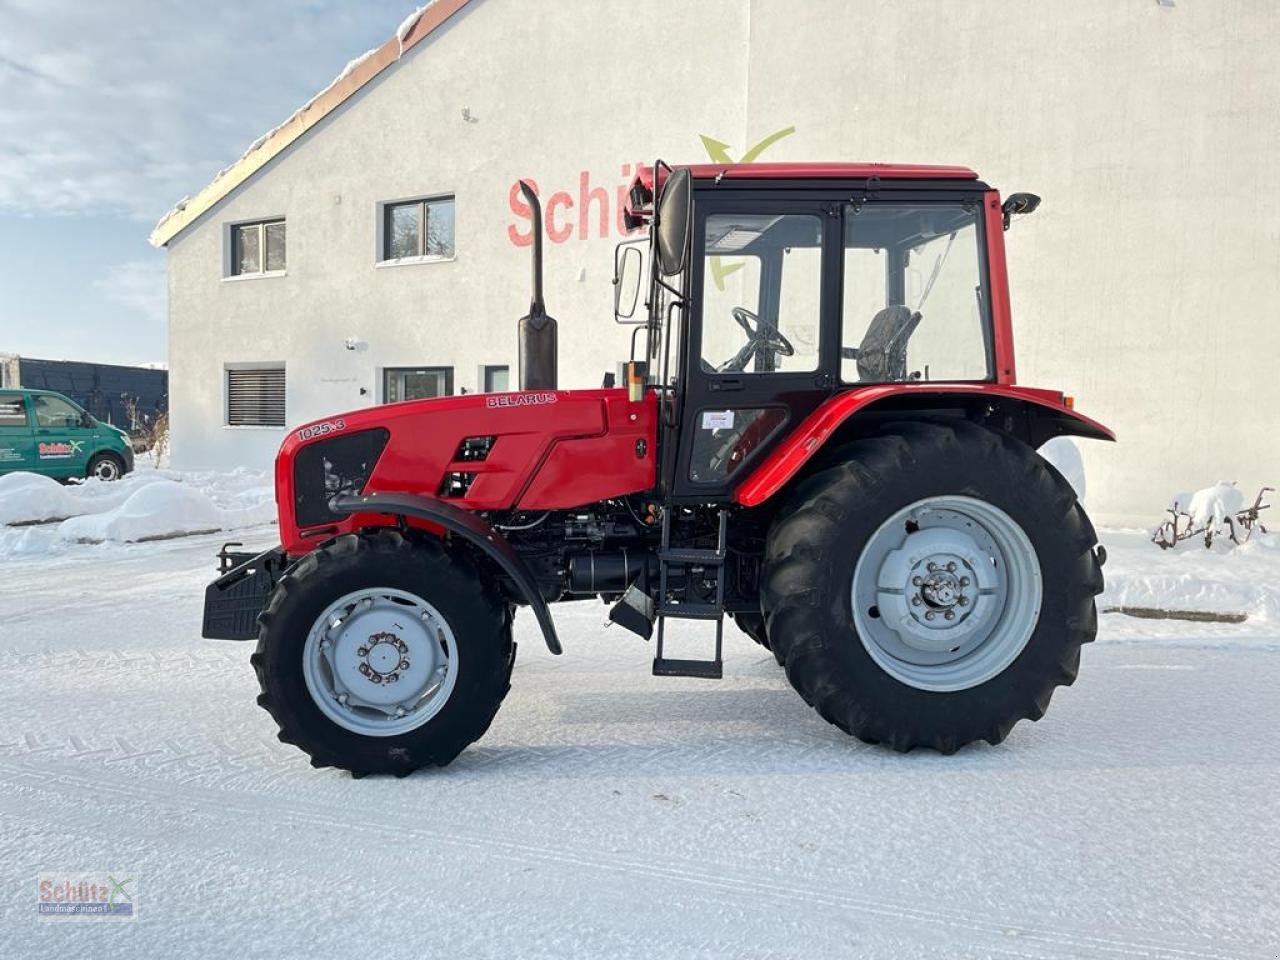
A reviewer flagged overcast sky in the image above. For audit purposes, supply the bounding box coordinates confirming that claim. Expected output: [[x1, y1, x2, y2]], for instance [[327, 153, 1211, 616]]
[[0, 0, 414, 366]]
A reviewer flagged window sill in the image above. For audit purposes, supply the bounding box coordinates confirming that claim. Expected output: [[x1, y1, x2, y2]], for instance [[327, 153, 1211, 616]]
[[223, 424, 286, 430], [374, 255, 456, 269], [222, 270, 287, 283]]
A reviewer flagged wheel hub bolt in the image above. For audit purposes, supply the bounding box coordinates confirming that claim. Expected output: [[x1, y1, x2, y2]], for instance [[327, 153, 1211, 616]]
[[911, 596, 922, 606], [912, 576, 923, 586], [925, 611, 936, 621], [944, 610, 955, 620], [960, 577, 970, 587], [958, 596, 968, 606], [927, 562, 938, 572], [946, 562, 956, 572]]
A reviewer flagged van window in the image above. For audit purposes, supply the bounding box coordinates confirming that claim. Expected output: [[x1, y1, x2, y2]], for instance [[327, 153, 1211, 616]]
[[33, 395, 82, 428], [0, 395, 26, 427]]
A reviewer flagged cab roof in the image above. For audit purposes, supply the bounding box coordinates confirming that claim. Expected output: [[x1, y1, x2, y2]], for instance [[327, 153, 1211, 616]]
[[679, 162, 979, 181], [635, 162, 979, 192], [625, 162, 983, 228]]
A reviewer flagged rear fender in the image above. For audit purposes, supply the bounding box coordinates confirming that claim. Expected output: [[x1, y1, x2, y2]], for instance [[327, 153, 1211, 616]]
[[734, 384, 1114, 508], [329, 490, 562, 655]]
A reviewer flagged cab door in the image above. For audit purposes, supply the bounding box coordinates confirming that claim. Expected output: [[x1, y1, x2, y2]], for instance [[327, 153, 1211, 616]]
[[673, 195, 840, 501], [0, 392, 35, 474], [30, 393, 93, 478]]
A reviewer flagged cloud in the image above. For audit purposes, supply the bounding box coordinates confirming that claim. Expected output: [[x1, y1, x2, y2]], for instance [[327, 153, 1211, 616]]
[[92, 259, 167, 327], [0, 0, 412, 224]]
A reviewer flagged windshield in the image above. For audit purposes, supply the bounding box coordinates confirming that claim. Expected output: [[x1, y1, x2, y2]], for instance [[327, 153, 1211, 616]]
[[842, 202, 990, 383], [699, 213, 822, 374]]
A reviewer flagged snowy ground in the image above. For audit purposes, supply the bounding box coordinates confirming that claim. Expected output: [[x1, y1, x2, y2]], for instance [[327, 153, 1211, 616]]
[[1, 519, 1278, 958]]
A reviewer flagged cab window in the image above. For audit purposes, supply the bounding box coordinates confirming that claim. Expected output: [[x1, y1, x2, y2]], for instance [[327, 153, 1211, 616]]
[[33, 395, 84, 428], [700, 213, 822, 374], [841, 203, 991, 383]]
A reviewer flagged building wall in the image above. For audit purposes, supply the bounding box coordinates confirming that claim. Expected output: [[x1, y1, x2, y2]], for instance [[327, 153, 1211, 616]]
[[167, 0, 751, 471], [166, 0, 1280, 524]]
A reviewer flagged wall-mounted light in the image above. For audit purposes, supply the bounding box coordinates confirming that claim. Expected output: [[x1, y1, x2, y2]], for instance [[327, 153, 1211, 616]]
[[344, 337, 369, 352]]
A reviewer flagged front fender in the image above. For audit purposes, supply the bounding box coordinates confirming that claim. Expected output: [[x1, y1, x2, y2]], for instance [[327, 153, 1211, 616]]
[[734, 384, 1114, 508], [329, 491, 562, 655]]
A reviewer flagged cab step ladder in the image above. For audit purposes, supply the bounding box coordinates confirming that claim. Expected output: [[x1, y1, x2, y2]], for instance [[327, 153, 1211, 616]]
[[652, 509, 728, 679]]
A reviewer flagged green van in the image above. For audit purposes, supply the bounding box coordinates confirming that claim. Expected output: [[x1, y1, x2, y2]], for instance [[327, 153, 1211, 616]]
[[0, 389, 135, 481]]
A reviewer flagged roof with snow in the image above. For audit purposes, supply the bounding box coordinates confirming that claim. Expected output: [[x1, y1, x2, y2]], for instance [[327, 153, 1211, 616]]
[[148, 0, 475, 248]]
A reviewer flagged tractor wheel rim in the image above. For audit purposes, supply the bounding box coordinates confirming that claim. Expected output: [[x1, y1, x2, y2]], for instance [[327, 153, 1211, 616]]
[[851, 495, 1042, 692], [94, 460, 119, 481], [302, 587, 459, 737]]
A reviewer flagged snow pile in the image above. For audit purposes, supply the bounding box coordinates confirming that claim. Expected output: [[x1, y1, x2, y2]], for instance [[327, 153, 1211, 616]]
[[61, 481, 239, 544], [397, 4, 430, 45], [1175, 481, 1246, 539], [1038, 437, 1086, 501], [0, 473, 81, 525], [0, 467, 275, 554], [1100, 527, 1280, 622]]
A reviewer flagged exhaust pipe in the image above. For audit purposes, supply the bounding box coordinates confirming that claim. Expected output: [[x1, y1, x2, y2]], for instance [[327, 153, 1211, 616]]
[[517, 180, 558, 391]]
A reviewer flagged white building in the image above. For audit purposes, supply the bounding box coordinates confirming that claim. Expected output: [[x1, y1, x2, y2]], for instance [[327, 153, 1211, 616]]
[[151, 0, 1280, 525]]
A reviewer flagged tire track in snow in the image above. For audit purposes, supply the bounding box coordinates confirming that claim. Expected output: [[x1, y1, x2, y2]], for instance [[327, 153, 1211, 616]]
[[0, 746, 1265, 960], [0, 646, 242, 673]]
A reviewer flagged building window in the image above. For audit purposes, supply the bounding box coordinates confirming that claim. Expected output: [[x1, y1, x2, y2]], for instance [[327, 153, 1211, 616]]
[[480, 365, 509, 392], [226, 365, 286, 426], [381, 196, 455, 261], [383, 367, 452, 403], [230, 219, 286, 276]]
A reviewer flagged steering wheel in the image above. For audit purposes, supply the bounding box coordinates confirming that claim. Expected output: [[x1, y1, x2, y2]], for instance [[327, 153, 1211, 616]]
[[718, 306, 795, 373]]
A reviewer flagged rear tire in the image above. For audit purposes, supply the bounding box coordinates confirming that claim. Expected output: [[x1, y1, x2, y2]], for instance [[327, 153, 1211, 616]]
[[86, 452, 124, 482], [252, 531, 514, 776], [761, 421, 1101, 753]]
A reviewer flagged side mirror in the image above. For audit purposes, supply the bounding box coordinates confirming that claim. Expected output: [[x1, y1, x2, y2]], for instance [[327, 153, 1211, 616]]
[[80, 411, 94, 428], [613, 245, 643, 321], [656, 167, 692, 276], [1001, 192, 1041, 230]]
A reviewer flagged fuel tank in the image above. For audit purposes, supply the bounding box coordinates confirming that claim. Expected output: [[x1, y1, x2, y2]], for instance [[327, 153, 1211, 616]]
[[275, 388, 657, 554]]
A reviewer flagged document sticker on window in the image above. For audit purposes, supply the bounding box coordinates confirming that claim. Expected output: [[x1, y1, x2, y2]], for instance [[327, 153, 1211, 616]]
[[701, 410, 735, 430]]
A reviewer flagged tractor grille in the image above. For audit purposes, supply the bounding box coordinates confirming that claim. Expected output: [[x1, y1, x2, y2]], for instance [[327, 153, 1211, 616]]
[[293, 429, 390, 528]]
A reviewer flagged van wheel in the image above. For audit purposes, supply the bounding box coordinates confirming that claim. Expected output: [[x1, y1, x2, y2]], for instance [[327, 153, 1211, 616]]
[[761, 421, 1102, 753], [87, 453, 124, 481]]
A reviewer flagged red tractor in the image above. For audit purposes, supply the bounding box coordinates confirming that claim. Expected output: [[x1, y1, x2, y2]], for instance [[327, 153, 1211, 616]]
[[204, 162, 1112, 776]]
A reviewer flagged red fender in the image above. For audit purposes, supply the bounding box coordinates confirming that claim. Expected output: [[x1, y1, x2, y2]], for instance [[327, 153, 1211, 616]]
[[733, 384, 1114, 508]]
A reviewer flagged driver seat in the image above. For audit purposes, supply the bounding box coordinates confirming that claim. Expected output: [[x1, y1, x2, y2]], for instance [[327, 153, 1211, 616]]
[[849, 305, 922, 382]]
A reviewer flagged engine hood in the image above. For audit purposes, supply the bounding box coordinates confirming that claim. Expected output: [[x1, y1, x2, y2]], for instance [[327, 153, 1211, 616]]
[[275, 388, 656, 554]]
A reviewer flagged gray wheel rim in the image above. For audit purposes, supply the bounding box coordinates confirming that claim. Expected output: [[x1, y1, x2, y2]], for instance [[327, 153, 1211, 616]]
[[93, 459, 119, 481], [302, 587, 459, 737], [851, 495, 1042, 692]]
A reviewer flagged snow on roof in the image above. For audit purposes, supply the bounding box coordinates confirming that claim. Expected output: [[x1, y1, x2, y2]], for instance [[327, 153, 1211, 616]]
[[149, 0, 474, 248]]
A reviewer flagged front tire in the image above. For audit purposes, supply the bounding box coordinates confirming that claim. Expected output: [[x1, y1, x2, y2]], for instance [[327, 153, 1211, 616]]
[[731, 611, 785, 666], [252, 531, 514, 776], [87, 452, 124, 481], [761, 421, 1102, 753]]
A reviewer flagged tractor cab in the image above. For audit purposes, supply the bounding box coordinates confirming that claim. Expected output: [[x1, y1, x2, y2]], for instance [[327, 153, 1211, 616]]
[[617, 162, 1014, 505]]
